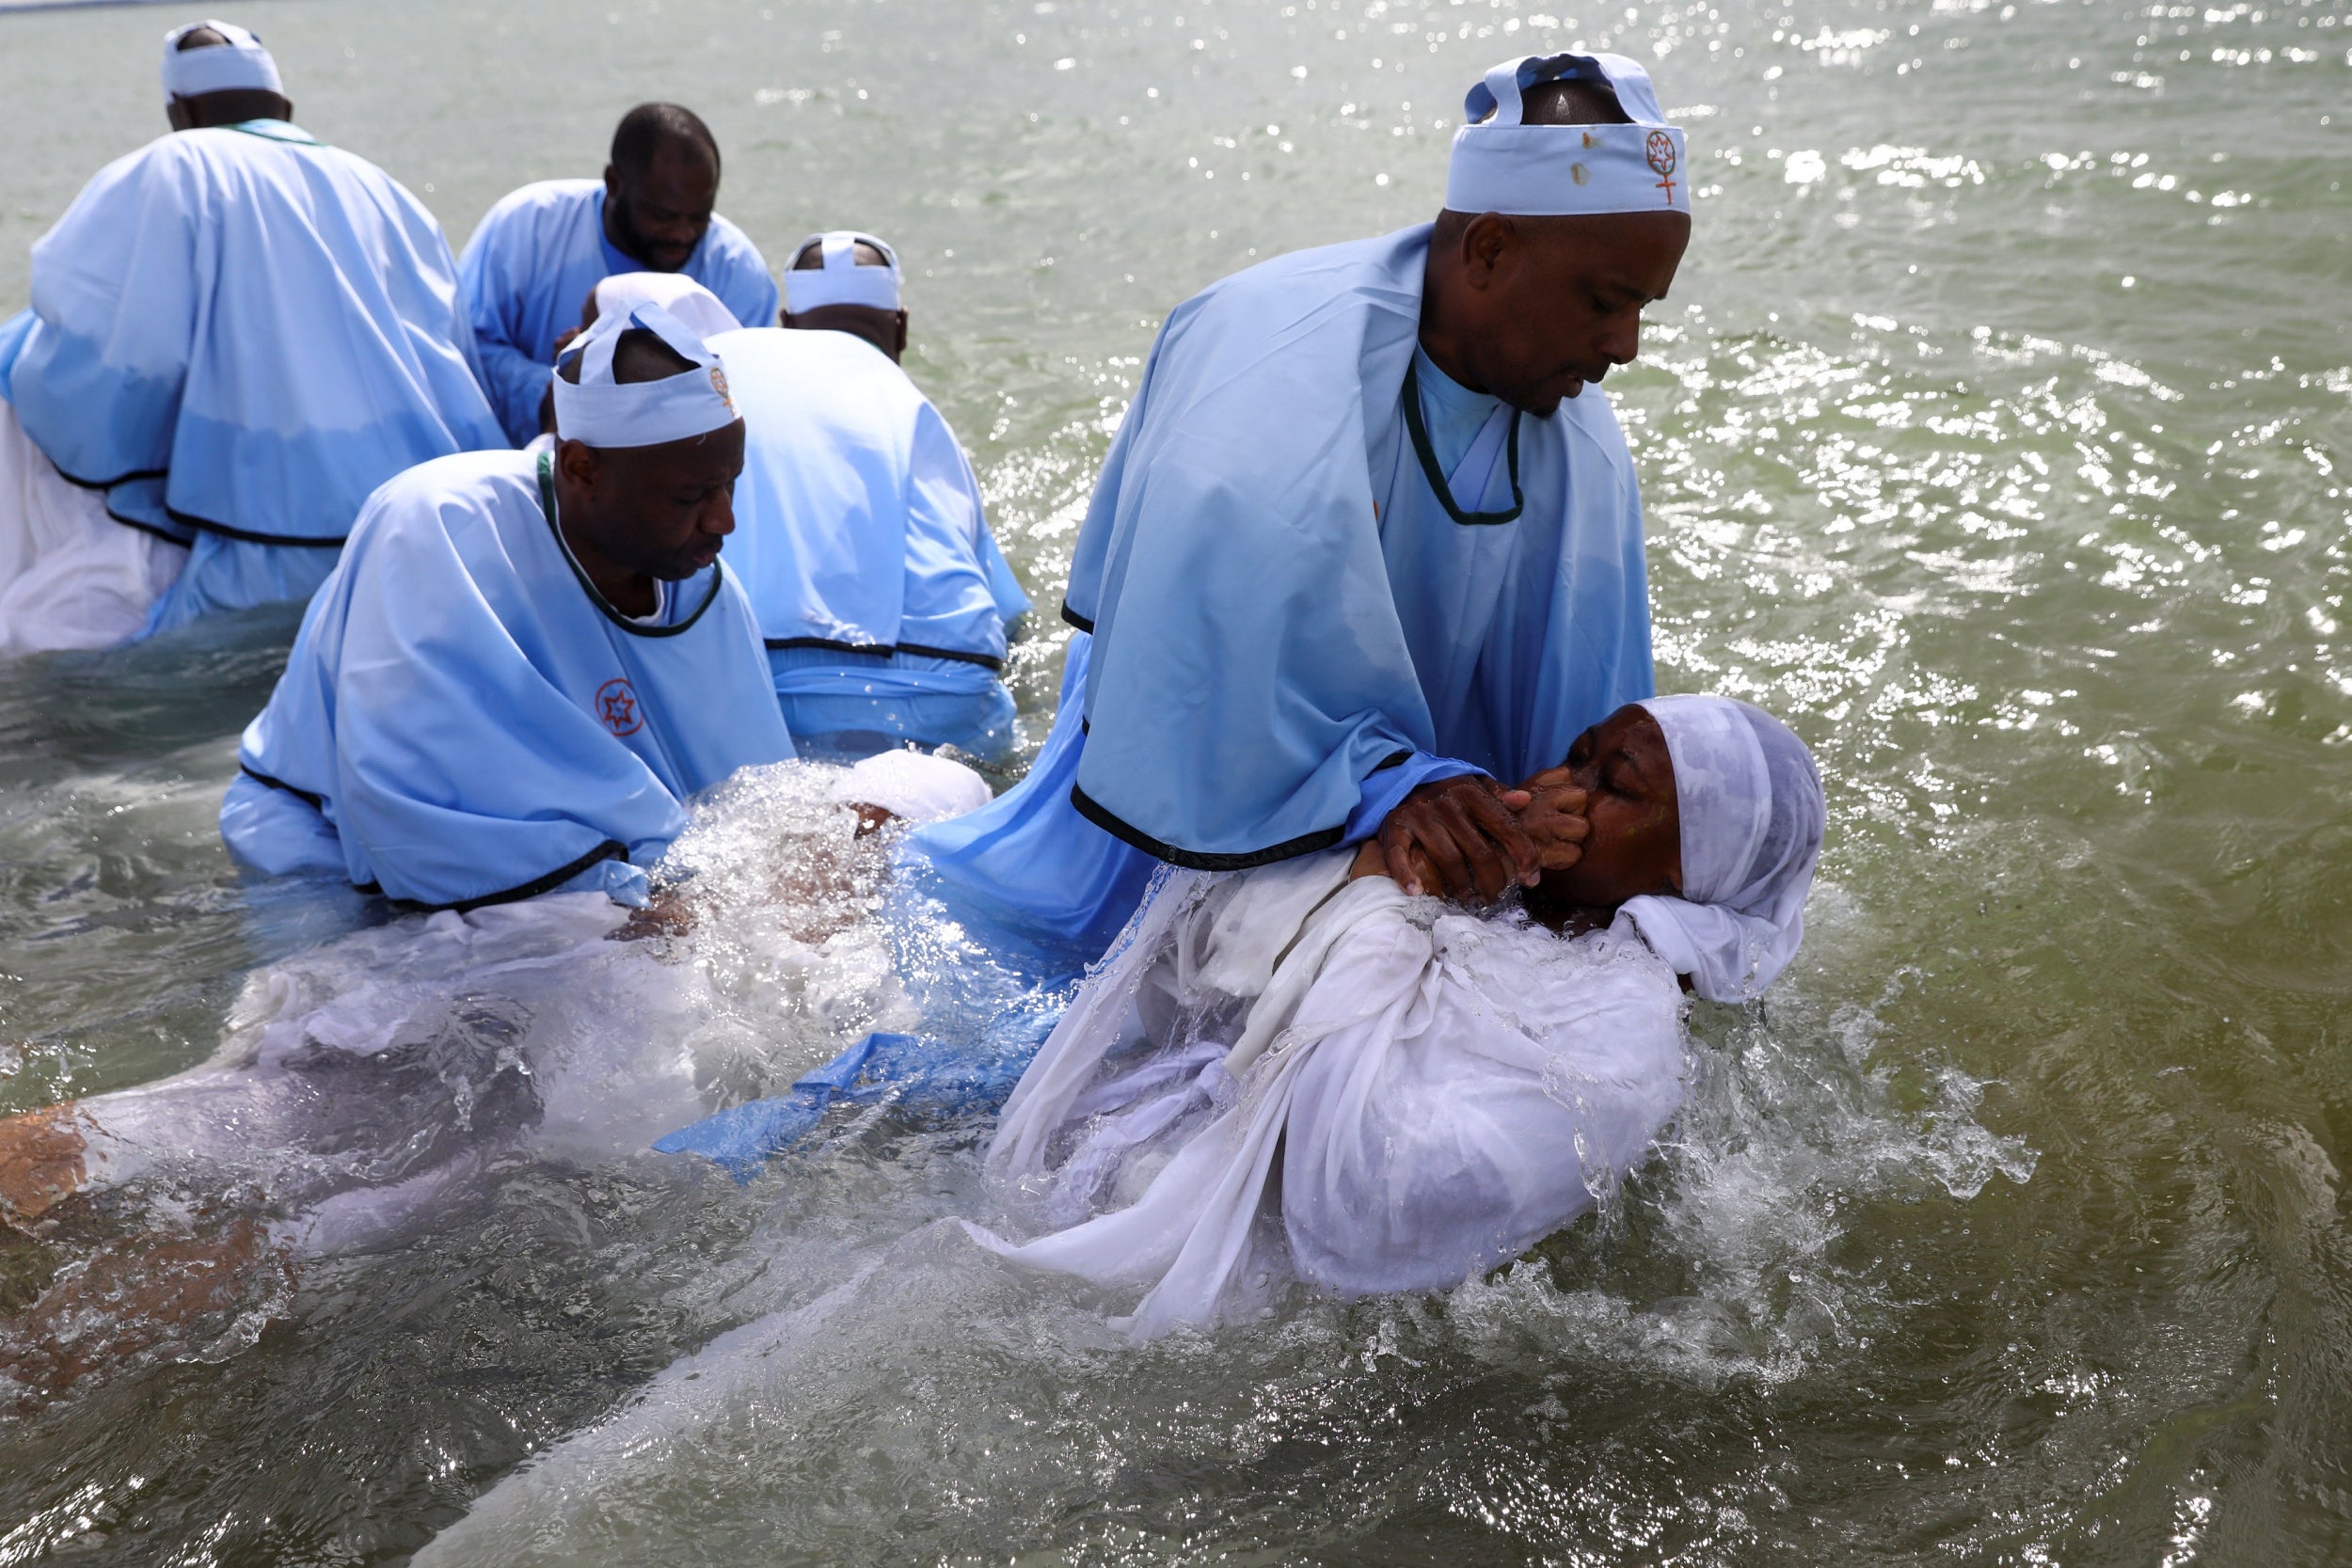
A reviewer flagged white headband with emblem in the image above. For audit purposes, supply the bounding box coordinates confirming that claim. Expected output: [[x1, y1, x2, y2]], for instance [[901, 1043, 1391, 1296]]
[[1445, 53, 1690, 217], [161, 18, 283, 101], [783, 230, 902, 313], [552, 302, 739, 450]]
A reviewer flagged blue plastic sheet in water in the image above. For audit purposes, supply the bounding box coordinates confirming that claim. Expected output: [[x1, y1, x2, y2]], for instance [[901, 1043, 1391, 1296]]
[[653, 1029, 1040, 1181]]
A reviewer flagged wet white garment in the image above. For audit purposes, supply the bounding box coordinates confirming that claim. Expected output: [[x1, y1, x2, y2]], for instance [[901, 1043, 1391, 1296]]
[[0, 400, 185, 655], [979, 850, 1686, 1337], [1622, 694, 1826, 1003]]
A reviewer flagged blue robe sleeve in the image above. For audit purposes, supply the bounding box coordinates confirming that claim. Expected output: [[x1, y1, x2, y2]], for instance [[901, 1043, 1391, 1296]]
[[458, 197, 561, 449], [898, 404, 1023, 655], [1065, 250, 1438, 869]]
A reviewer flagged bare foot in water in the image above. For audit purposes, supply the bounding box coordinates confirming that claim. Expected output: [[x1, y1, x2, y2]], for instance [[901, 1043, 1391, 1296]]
[[0, 1105, 89, 1228]]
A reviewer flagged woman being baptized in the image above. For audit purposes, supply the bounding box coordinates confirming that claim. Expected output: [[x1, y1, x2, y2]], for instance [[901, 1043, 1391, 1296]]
[[977, 694, 1826, 1337]]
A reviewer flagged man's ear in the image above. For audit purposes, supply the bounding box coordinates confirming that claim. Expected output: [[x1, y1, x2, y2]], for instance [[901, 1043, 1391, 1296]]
[[893, 309, 910, 358], [167, 95, 194, 133], [555, 436, 601, 493], [602, 163, 623, 202], [778, 307, 795, 328], [1459, 213, 1517, 292]]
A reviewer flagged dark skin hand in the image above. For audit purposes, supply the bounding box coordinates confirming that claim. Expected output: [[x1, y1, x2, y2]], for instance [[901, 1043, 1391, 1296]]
[[1375, 773, 1544, 904], [552, 418, 745, 617], [1356, 704, 1682, 935], [604, 139, 718, 273]]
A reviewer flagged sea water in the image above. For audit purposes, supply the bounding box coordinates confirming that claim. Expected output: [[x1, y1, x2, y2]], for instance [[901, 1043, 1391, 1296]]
[[0, 0, 2345, 1560]]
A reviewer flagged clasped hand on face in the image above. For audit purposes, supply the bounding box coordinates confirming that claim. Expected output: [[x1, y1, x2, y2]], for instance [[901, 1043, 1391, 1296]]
[[1367, 769, 1589, 904]]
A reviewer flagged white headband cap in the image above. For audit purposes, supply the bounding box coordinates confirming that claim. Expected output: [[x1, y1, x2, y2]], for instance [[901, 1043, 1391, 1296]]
[[1445, 53, 1690, 217], [831, 749, 991, 825], [161, 19, 282, 102], [1620, 695, 1824, 1003], [592, 272, 745, 342], [783, 230, 902, 313], [552, 302, 740, 450]]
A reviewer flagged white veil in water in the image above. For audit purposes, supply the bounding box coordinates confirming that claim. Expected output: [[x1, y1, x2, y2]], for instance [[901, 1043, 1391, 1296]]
[[1621, 694, 1826, 1003]]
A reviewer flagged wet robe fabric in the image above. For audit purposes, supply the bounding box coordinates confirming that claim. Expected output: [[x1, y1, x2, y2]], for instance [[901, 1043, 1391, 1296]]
[[909, 225, 1654, 959], [709, 327, 1030, 759], [460, 181, 779, 448], [221, 450, 793, 911], [974, 851, 1688, 1337], [0, 121, 505, 640]]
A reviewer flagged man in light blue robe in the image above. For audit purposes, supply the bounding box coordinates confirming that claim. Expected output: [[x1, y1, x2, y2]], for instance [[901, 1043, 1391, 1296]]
[[911, 53, 1694, 964], [459, 103, 778, 449], [0, 20, 505, 648], [694, 232, 1027, 762], [221, 303, 793, 911]]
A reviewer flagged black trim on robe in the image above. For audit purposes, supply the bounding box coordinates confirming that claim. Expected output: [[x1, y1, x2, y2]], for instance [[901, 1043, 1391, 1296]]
[[762, 635, 1004, 673], [1059, 603, 1094, 634], [1402, 356, 1524, 528], [396, 840, 633, 915], [238, 763, 326, 810], [1069, 783, 1346, 872]]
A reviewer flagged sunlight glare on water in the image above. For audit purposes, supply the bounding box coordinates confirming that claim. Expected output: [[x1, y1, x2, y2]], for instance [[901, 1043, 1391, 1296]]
[[0, 0, 2348, 1560]]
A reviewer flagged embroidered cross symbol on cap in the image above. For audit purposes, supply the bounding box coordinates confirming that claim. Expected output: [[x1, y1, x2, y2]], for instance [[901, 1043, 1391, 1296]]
[[1646, 130, 1678, 203]]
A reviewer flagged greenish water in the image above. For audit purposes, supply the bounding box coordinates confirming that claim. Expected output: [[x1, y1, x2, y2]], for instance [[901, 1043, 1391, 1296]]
[[1, 0, 2349, 1561]]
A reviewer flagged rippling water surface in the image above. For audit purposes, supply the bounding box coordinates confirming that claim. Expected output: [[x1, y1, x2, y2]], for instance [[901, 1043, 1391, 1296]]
[[1, 0, 2347, 1561]]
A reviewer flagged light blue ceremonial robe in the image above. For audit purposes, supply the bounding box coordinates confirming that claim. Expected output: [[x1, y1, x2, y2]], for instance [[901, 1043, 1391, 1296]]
[[460, 180, 779, 448], [909, 225, 1654, 960], [0, 121, 505, 636], [221, 450, 793, 911], [709, 326, 1029, 761]]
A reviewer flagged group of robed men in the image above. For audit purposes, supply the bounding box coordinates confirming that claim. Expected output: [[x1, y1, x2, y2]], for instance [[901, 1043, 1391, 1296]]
[[0, 16, 1696, 970]]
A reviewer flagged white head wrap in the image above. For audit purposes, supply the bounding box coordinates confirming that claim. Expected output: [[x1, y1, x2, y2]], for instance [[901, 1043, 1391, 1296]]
[[831, 749, 992, 826], [591, 272, 745, 341], [1620, 695, 1825, 1003], [1445, 53, 1689, 217], [783, 231, 902, 313], [552, 301, 739, 450], [160, 19, 283, 102]]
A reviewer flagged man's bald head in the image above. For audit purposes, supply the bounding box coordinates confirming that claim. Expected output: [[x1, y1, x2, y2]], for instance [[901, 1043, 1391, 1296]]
[[612, 103, 721, 181], [556, 326, 698, 388], [1516, 77, 1634, 126]]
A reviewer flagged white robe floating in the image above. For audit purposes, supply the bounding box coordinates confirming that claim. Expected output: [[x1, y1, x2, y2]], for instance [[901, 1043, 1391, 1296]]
[[977, 851, 1688, 1338], [0, 120, 504, 644], [221, 450, 793, 911], [460, 180, 779, 448], [910, 226, 1655, 961], [711, 326, 1029, 760]]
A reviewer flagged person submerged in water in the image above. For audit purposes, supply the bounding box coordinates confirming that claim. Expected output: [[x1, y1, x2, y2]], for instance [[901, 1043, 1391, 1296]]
[[975, 694, 1826, 1338], [0, 747, 992, 1405]]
